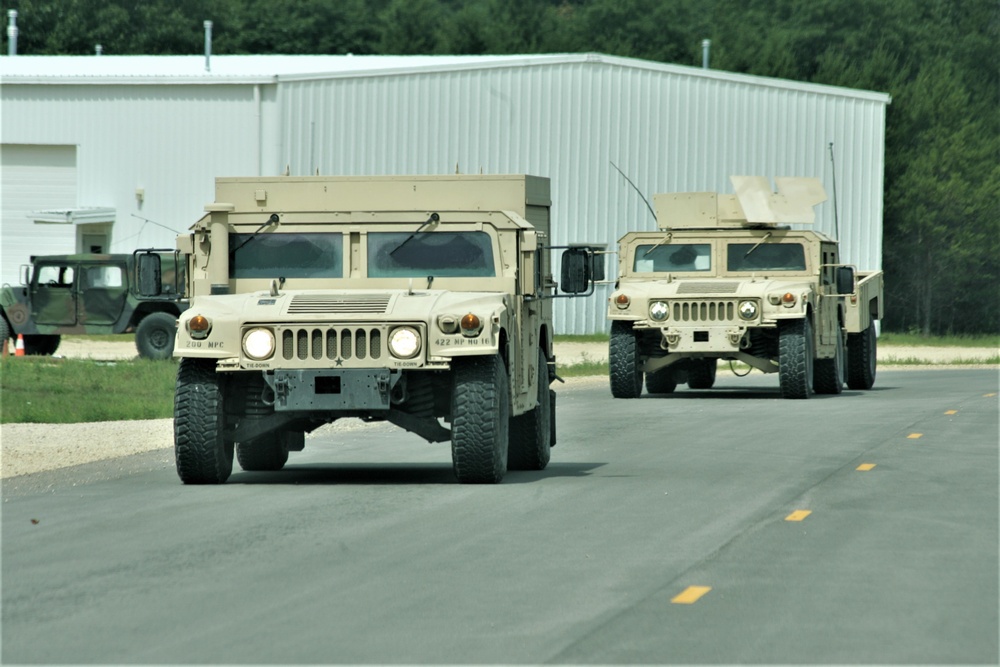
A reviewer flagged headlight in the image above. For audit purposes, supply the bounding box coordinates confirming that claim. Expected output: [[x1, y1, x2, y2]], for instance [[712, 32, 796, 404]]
[[738, 300, 759, 320], [243, 328, 275, 360], [649, 301, 669, 321], [389, 326, 421, 359]]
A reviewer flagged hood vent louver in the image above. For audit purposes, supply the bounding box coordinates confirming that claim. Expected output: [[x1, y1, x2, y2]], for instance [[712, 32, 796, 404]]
[[676, 282, 741, 295], [288, 295, 392, 314]]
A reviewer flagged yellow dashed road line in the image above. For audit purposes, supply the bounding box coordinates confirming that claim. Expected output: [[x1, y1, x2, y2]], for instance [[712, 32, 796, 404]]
[[856, 463, 877, 471], [671, 586, 712, 604], [785, 510, 812, 522]]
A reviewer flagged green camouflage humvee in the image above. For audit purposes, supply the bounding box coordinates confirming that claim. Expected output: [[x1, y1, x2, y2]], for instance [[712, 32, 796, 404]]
[[0, 250, 188, 359]]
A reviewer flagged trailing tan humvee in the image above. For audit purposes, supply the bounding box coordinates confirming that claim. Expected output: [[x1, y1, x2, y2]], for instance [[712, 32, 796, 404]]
[[166, 174, 601, 484], [607, 176, 883, 399]]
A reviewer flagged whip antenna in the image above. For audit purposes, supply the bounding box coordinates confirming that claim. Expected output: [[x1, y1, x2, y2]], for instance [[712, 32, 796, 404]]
[[610, 161, 657, 224]]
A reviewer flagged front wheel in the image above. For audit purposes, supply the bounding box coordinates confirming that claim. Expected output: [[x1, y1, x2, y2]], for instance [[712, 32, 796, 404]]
[[451, 355, 509, 484], [174, 358, 233, 484], [778, 318, 814, 399], [135, 312, 177, 360], [610, 320, 643, 398], [0, 317, 11, 353], [846, 325, 877, 390]]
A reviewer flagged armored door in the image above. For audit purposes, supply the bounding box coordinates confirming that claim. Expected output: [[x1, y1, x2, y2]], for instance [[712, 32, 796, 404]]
[[78, 263, 128, 326], [31, 262, 77, 326]]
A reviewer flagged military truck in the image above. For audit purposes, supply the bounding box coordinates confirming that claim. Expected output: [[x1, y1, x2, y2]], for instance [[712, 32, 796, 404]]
[[607, 176, 883, 399], [165, 174, 601, 484], [0, 251, 187, 360]]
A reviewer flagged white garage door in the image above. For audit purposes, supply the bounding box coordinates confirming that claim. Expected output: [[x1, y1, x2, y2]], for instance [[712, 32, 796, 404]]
[[1, 144, 77, 286]]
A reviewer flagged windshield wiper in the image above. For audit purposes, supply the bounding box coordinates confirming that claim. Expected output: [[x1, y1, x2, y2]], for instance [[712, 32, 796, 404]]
[[643, 231, 673, 257], [390, 212, 440, 257], [232, 214, 280, 254], [743, 231, 772, 258]]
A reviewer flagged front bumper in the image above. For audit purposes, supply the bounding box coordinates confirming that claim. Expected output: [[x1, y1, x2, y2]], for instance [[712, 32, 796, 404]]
[[265, 368, 404, 412]]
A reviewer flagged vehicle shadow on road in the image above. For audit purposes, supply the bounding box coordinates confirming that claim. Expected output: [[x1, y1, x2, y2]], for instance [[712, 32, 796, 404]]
[[228, 461, 605, 486]]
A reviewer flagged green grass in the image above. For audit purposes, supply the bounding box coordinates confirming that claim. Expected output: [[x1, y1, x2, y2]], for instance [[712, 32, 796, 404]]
[[554, 334, 609, 344], [881, 355, 1000, 366], [1, 356, 177, 424], [878, 332, 999, 347]]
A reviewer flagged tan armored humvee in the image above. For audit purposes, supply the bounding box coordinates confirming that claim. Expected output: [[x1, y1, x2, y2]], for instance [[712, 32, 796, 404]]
[[171, 174, 600, 484], [607, 176, 883, 399]]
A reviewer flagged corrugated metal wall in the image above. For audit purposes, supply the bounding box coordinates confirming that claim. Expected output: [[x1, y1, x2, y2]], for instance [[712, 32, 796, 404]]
[[275, 57, 887, 334], [1, 84, 261, 279]]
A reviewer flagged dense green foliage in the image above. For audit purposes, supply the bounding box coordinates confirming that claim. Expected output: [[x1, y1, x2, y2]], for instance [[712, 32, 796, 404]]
[[4, 0, 997, 335]]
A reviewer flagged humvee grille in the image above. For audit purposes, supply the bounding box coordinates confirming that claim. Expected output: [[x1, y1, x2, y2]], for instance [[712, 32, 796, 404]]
[[672, 300, 738, 322], [280, 326, 384, 361], [288, 295, 392, 314], [676, 282, 741, 295]]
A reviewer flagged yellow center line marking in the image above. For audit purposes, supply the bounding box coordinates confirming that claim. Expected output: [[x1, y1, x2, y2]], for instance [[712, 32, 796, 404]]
[[671, 586, 712, 604], [907, 433, 923, 439], [985, 393, 997, 398], [785, 510, 812, 522], [856, 463, 877, 471], [944, 410, 957, 415]]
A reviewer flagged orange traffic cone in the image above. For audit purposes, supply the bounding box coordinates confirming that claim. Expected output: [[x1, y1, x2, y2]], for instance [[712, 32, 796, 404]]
[[15, 334, 25, 356]]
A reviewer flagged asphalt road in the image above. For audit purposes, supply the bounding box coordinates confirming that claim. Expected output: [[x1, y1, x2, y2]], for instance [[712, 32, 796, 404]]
[[3, 369, 998, 664]]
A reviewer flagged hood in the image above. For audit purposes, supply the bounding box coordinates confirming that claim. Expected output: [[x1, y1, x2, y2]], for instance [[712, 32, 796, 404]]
[[622, 277, 815, 299], [186, 288, 507, 324]]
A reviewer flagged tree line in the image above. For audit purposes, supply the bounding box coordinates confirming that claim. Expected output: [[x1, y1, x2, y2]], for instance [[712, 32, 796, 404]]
[[4, 0, 997, 335]]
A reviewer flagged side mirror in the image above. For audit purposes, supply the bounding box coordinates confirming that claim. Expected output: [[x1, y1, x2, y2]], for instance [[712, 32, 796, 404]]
[[137, 253, 163, 297], [836, 266, 855, 295], [560, 247, 598, 294]]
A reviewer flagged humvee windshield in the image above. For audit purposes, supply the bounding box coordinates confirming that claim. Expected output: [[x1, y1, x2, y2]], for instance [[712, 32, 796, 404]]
[[633, 243, 711, 273], [229, 233, 343, 279], [368, 231, 496, 278], [727, 243, 806, 272]]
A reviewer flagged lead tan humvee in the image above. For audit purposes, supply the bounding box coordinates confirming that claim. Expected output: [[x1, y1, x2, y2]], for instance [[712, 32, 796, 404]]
[[607, 176, 883, 399], [166, 175, 600, 484]]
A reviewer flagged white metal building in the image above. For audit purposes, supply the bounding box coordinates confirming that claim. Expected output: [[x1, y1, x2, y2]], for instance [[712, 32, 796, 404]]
[[0, 53, 890, 333]]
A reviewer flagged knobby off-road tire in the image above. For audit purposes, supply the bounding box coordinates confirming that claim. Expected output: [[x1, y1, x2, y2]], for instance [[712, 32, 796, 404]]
[[778, 317, 814, 399], [644, 369, 677, 394], [509, 347, 552, 471], [174, 357, 233, 484], [610, 320, 643, 398], [451, 354, 510, 484], [237, 433, 291, 472], [686, 359, 718, 390], [846, 325, 877, 390], [814, 327, 845, 395], [0, 316, 11, 352], [135, 312, 177, 360]]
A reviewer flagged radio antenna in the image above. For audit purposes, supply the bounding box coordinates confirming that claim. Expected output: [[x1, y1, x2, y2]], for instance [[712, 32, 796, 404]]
[[828, 143, 840, 240], [610, 161, 657, 224]]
